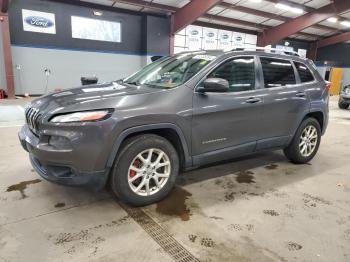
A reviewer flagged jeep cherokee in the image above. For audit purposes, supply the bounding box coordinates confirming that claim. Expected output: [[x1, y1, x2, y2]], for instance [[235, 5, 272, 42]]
[[19, 50, 329, 206]]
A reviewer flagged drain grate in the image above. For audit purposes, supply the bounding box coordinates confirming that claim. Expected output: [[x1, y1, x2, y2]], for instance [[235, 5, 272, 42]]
[[120, 203, 200, 262]]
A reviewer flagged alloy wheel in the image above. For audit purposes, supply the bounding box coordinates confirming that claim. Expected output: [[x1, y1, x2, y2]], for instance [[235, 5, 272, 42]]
[[299, 125, 318, 157], [127, 148, 171, 196]]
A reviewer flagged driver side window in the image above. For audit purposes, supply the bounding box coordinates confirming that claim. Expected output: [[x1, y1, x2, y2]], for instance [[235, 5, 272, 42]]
[[208, 56, 256, 92]]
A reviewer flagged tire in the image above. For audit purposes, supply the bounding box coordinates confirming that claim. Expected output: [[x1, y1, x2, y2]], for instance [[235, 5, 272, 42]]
[[283, 117, 321, 164], [110, 134, 179, 206], [338, 99, 349, 109]]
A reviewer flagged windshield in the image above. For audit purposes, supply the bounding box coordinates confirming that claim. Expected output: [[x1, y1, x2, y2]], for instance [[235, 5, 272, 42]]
[[123, 52, 218, 89]]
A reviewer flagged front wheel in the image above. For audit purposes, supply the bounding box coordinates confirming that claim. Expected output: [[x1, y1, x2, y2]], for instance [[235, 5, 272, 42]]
[[284, 118, 321, 164], [110, 134, 179, 206]]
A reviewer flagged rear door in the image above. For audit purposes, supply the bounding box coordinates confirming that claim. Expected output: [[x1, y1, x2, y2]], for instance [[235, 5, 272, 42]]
[[192, 56, 264, 162], [256, 56, 310, 150]]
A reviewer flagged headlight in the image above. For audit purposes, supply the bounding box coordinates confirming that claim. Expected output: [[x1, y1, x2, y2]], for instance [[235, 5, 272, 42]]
[[50, 110, 111, 123]]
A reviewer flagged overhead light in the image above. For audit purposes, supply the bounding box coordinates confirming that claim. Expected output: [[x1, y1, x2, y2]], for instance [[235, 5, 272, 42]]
[[93, 10, 103, 16], [327, 17, 338, 23], [275, 3, 303, 14], [340, 20, 350, 27], [249, 0, 262, 2]]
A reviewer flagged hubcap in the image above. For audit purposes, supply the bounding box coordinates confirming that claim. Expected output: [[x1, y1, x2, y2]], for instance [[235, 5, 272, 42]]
[[128, 148, 171, 196], [299, 125, 318, 157]]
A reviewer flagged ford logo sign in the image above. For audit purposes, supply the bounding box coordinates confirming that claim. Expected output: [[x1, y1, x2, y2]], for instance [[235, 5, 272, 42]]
[[25, 16, 54, 28], [207, 32, 215, 37], [222, 34, 229, 40], [191, 30, 199, 36]]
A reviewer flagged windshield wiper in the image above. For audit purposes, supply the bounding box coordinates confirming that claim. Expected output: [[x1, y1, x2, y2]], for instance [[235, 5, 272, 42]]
[[123, 81, 140, 86]]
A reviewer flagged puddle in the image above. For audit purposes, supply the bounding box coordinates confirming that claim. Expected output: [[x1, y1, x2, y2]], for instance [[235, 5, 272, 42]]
[[55, 202, 66, 208], [6, 179, 41, 199], [236, 171, 255, 184], [156, 186, 192, 221], [264, 164, 278, 170]]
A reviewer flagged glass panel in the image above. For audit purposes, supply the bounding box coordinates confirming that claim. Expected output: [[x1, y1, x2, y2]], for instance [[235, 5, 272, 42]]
[[208, 57, 255, 92], [71, 16, 121, 43], [295, 62, 314, 83], [261, 57, 296, 88]]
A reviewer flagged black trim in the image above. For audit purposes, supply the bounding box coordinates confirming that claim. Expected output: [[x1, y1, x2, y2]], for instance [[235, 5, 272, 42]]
[[107, 123, 192, 168]]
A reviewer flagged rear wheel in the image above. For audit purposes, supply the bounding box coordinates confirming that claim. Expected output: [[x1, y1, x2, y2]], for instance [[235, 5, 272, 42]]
[[338, 98, 349, 109], [110, 134, 179, 206], [284, 118, 321, 164]]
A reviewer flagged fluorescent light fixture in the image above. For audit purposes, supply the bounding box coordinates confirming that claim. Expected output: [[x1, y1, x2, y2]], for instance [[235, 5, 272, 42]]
[[327, 17, 338, 23], [275, 3, 303, 14], [249, 0, 262, 2], [275, 3, 290, 11], [340, 21, 350, 27]]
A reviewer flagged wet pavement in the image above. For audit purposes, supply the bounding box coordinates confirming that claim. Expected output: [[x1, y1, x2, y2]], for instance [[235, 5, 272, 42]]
[[0, 96, 350, 261]]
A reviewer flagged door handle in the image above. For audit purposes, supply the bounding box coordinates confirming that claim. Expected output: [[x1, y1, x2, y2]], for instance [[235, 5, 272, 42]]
[[295, 92, 306, 97], [245, 97, 262, 104]]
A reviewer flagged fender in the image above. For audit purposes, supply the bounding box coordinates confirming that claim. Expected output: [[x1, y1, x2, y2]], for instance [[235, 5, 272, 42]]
[[106, 123, 192, 168]]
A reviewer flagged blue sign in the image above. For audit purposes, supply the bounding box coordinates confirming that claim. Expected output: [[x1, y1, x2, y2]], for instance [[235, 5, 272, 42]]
[[25, 16, 54, 28]]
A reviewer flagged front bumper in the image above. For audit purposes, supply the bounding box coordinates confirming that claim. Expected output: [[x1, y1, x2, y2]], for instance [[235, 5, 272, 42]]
[[340, 93, 350, 102], [18, 125, 109, 189]]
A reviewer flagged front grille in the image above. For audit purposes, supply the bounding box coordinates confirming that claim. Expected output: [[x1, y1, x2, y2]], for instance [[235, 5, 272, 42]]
[[25, 107, 41, 135]]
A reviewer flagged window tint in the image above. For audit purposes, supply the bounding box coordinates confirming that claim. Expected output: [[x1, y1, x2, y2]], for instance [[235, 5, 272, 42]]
[[295, 62, 314, 83], [260, 57, 296, 88], [208, 57, 255, 92]]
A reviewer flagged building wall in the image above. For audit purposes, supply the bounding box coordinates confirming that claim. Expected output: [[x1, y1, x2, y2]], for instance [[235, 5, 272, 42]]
[[0, 21, 7, 93], [316, 43, 350, 67], [9, 0, 170, 95]]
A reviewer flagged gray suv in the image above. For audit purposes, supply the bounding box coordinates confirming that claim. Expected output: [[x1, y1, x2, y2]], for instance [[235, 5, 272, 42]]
[[19, 50, 329, 206]]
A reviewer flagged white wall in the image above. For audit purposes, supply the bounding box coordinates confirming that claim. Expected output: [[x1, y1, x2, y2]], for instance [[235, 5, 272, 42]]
[[11, 46, 145, 95]]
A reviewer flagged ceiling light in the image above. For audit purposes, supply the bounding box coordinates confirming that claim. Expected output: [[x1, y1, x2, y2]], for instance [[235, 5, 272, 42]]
[[290, 7, 304, 14], [327, 17, 338, 23], [275, 3, 290, 11], [340, 21, 350, 27], [249, 0, 262, 2], [93, 10, 103, 16], [275, 3, 303, 14]]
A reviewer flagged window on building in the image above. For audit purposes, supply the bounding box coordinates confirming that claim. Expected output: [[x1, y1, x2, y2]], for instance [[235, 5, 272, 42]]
[[260, 57, 296, 88], [71, 16, 121, 43]]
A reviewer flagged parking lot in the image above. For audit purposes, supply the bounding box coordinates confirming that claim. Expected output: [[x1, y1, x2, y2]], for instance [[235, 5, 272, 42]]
[[0, 96, 349, 262]]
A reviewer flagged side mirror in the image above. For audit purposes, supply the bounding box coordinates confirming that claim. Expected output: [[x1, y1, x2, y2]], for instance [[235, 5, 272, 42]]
[[197, 78, 229, 93]]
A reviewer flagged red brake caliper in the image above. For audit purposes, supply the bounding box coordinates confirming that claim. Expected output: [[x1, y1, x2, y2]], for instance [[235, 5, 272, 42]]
[[130, 159, 141, 178]]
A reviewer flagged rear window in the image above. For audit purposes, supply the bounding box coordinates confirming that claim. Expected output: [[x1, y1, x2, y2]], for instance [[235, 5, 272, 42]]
[[294, 62, 314, 83], [260, 57, 296, 88]]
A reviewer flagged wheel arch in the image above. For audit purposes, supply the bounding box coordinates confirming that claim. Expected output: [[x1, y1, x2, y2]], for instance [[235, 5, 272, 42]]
[[303, 111, 324, 132], [106, 124, 192, 170]]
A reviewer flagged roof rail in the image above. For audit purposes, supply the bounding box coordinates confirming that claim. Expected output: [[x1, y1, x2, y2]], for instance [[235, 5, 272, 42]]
[[230, 46, 300, 57]]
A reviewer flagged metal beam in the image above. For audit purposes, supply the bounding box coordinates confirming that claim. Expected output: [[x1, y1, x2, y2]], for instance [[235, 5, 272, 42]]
[[219, 2, 340, 33], [257, 0, 350, 46], [0, 14, 15, 98], [0, 0, 9, 13], [203, 14, 320, 40], [172, 0, 223, 34], [317, 31, 350, 48]]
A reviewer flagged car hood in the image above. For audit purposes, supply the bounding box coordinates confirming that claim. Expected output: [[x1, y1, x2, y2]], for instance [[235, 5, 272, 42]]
[[29, 81, 164, 114]]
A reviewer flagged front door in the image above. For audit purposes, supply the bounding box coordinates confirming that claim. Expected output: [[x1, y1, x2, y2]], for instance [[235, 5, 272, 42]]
[[192, 56, 264, 163]]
